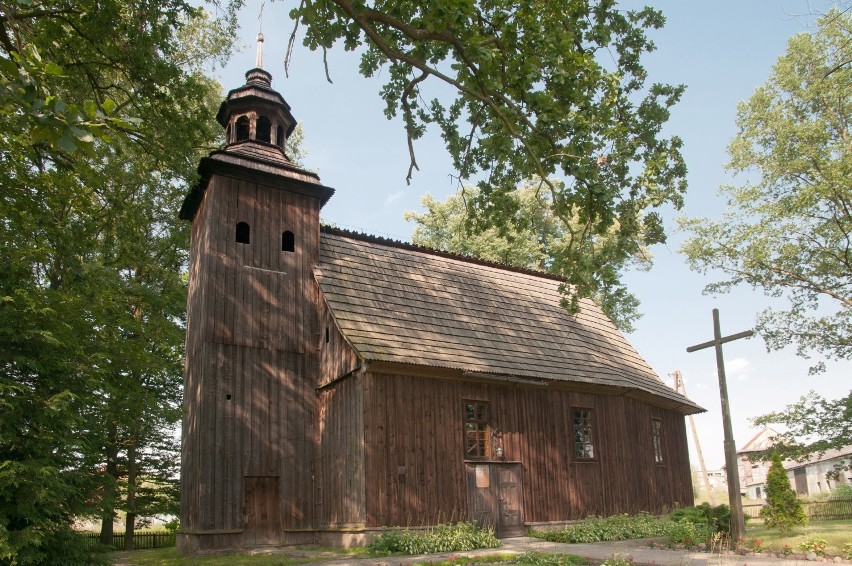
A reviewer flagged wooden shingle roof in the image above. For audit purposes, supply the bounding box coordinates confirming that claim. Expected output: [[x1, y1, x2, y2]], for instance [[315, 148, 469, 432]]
[[316, 227, 704, 415]]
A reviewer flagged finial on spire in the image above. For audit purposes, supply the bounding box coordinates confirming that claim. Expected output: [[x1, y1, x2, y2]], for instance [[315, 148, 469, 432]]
[[255, 1, 265, 69]]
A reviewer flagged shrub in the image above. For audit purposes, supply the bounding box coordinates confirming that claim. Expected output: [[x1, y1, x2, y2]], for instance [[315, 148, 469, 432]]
[[530, 513, 668, 543], [601, 554, 634, 566], [798, 538, 827, 557], [666, 520, 714, 546], [670, 503, 732, 534], [513, 550, 589, 565], [367, 522, 501, 555], [760, 452, 806, 534], [841, 542, 852, 560], [830, 484, 852, 498]]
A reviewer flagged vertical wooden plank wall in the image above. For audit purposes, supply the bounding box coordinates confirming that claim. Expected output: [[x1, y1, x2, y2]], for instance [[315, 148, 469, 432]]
[[363, 372, 694, 528], [182, 173, 324, 548], [316, 300, 365, 527], [318, 371, 366, 527]]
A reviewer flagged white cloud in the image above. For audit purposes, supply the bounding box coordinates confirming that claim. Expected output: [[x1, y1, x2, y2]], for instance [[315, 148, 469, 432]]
[[384, 190, 405, 206], [726, 357, 753, 381]]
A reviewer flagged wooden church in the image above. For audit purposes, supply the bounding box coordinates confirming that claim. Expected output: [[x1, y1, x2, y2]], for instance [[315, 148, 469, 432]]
[[177, 47, 703, 553]]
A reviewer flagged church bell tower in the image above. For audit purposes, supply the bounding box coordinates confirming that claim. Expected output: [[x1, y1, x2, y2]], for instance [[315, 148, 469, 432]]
[[177, 35, 335, 553]]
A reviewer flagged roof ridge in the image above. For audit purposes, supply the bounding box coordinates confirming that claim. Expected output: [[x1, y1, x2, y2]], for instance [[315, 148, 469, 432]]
[[320, 225, 567, 283]]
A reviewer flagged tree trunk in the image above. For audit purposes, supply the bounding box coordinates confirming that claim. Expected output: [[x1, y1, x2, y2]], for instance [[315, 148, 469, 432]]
[[99, 442, 119, 546], [124, 433, 138, 551]]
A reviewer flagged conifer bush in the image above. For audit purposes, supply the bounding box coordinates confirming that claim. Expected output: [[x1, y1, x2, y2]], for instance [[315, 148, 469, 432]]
[[760, 452, 807, 534]]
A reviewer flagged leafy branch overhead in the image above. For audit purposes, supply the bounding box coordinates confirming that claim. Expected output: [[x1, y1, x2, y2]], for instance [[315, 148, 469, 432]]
[[679, 9, 851, 368], [406, 181, 652, 332], [0, 0, 239, 560], [289, 0, 687, 312]]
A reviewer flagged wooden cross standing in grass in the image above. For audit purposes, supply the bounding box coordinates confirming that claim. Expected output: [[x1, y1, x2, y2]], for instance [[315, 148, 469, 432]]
[[687, 308, 754, 542]]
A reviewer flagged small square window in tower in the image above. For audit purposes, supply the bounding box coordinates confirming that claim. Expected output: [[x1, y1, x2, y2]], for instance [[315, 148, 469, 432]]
[[282, 231, 295, 252], [236, 222, 250, 244]]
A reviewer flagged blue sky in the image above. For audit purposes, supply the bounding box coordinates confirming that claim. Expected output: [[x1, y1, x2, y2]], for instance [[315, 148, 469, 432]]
[[213, 0, 850, 471]]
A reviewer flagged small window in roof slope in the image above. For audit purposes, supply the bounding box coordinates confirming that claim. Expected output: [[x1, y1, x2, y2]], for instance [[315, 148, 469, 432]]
[[257, 116, 272, 143], [236, 222, 250, 244], [235, 116, 250, 141], [282, 231, 295, 252]]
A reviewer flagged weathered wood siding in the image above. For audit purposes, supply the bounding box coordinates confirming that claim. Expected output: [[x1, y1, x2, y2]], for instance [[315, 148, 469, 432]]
[[318, 300, 360, 385], [318, 371, 366, 527], [363, 371, 693, 527], [181, 172, 323, 547], [316, 300, 365, 527]]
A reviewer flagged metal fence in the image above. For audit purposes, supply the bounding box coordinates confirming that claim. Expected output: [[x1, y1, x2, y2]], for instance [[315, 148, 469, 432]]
[[742, 497, 852, 521], [76, 530, 176, 550]]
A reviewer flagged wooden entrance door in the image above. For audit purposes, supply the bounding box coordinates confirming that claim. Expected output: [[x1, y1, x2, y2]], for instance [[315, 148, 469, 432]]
[[495, 465, 524, 536], [243, 476, 281, 546], [466, 464, 524, 537]]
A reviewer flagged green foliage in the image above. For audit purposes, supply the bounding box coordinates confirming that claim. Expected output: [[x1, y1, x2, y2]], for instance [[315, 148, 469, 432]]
[[665, 520, 715, 547], [513, 551, 589, 565], [751, 392, 852, 473], [405, 181, 653, 331], [830, 485, 852, 499], [367, 522, 501, 555], [410, 553, 517, 566], [292, 0, 686, 319], [670, 503, 732, 534], [679, 9, 851, 370], [761, 452, 807, 534], [798, 537, 828, 556], [530, 513, 669, 544], [0, 0, 238, 563], [532, 508, 737, 548], [842, 542, 852, 560], [600, 555, 634, 566]]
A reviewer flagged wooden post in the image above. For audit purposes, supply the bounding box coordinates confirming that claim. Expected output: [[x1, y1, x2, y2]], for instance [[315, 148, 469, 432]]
[[686, 308, 753, 542]]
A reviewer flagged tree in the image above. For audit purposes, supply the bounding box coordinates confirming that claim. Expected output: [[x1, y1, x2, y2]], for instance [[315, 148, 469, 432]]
[[0, 1, 236, 562], [679, 9, 851, 371], [751, 391, 852, 478], [760, 452, 807, 534], [289, 0, 686, 314], [405, 180, 652, 331]]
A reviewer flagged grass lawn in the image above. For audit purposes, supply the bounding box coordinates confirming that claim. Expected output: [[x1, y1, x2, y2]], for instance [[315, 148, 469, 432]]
[[744, 519, 852, 555], [109, 548, 586, 566], [108, 545, 374, 566]]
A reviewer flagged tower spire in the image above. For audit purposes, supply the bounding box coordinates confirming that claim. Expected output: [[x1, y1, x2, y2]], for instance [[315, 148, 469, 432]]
[[255, 1, 265, 69]]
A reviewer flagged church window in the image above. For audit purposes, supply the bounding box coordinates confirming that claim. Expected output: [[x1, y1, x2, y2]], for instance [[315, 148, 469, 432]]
[[572, 409, 596, 460], [276, 125, 285, 149], [464, 401, 489, 459], [235, 116, 250, 141], [282, 230, 295, 252], [257, 116, 272, 143], [236, 222, 250, 244], [651, 419, 664, 464]]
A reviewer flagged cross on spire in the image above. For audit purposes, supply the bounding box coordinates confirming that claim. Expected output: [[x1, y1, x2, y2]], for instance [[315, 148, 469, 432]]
[[255, 1, 265, 69]]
